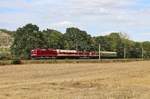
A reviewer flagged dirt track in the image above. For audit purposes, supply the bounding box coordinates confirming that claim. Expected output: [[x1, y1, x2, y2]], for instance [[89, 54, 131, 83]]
[[0, 61, 150, 99]]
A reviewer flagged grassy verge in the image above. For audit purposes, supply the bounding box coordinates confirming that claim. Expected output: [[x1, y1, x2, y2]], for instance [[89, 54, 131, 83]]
[[0, 59, 149, 66], [22, 59, 147, 64], [0, 60, 11, 66]]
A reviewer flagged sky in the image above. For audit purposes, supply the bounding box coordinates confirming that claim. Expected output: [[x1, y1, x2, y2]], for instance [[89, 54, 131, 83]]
[[0, 0, 150, 41]]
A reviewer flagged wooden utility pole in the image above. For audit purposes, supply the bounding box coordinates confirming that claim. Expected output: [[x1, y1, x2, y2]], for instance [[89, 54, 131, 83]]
[[141, 43, 144, 59], [142, 47, 144, 59], [99, 44, 101, 60], [124, 48, 126, 59]]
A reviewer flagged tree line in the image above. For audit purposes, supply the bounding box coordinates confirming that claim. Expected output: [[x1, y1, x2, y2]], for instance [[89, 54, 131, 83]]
[[11, 24, 150, 59]]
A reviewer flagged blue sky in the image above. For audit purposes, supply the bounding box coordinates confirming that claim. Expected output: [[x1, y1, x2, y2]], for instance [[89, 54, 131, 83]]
[[0, 0, 150, 41]]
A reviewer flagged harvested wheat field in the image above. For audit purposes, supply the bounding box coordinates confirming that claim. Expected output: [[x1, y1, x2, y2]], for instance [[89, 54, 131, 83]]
[[0, 61, 150, 99]]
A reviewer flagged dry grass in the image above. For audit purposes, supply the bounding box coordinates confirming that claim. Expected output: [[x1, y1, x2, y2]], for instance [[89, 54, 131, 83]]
[[0, 61, 150, 99]]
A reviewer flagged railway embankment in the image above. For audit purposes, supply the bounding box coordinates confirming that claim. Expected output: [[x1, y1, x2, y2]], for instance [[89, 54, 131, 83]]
[[0, 59, 149, 66]]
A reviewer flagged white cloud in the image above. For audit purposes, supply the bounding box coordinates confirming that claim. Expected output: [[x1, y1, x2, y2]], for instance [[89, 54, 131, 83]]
[[50, 21, 75, 29], [0, 0, 30, 9], [0, 0, 150, 41]]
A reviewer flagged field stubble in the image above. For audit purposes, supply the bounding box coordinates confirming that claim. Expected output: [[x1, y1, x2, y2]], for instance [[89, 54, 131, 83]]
[[0, 61, 150, 99]]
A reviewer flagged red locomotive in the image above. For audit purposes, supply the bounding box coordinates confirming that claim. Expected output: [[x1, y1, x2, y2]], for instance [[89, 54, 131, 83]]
[[31, 48, 117, 59]]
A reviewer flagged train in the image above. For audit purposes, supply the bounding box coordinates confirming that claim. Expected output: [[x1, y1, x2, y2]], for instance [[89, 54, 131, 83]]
[[31, 48, 117, 59]]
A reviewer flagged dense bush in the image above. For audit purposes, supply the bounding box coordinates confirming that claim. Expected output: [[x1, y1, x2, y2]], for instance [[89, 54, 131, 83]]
[[11, 59, 21, 64], [0, 53, 12, 60]]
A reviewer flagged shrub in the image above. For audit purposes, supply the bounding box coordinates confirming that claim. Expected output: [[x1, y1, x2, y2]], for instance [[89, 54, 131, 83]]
[[11, 59, 21, 64], [0, 53, 12, 60]]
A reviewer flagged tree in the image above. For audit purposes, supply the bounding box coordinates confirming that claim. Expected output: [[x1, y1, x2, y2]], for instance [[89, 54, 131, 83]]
[[107, 33, 122, 51], [43, 29, 64, 49], [64, 27, 92, 51], [11, 24, 46, 59], [10, 23, 150, 59], [127, 42, 142, 58], [143, 41, 150, 58], [93, 36, 111, 51]]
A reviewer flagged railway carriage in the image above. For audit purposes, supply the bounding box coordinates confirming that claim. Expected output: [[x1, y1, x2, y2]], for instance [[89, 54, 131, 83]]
[[31, 48, 117, 59]]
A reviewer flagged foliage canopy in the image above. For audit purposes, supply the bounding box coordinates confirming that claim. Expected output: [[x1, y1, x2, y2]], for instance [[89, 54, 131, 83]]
[[10, 24, 150, 59]]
